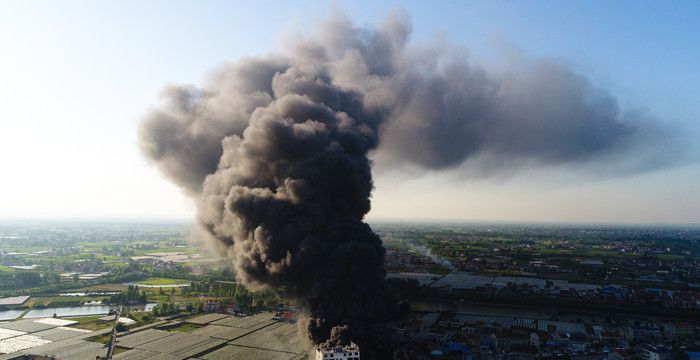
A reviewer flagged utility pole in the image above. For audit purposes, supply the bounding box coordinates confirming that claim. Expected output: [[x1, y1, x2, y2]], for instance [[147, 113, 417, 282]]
[[104, 304, 122, 360]]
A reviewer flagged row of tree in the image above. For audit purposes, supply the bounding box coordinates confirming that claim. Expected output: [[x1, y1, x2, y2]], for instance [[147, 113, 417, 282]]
[[151, 302, 180, 316], [108, 285, 147, 305], [182, 280, 280, 309]]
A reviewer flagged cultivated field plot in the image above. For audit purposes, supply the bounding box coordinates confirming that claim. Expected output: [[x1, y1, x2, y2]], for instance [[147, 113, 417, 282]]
[[0, 328, 25, 341], [190, 324, 250, 340], [0, 319, 55, 333], [114, 327, 230, 360], [0, 337, 77, 359], [229, 322, 304, 353], [169, 336, 227, 359], [112, 348, 162, 360], [0, 335, 51, 354], [134, 332, 224, 358], [201, 344, 298, 360], [115, 328, 174, 348], [32, 326, 91, 341], [186, 313, 229, 325], [56, 341, 106, 359], [211, 313, 277, 330], [109, 315, 309, 360], [0, 318, 97, 358], [8, 338, 107, 359], [34, 318, 77, 327]]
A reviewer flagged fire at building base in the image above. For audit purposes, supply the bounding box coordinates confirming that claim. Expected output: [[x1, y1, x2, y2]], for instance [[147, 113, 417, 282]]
[[316, 342, 361, 360]]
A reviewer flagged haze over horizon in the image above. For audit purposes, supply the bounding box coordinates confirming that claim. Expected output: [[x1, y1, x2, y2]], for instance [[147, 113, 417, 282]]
[[1, 1, 699, 224]]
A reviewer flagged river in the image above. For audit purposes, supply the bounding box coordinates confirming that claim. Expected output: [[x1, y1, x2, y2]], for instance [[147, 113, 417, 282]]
[[0, 303, 157, 320], [0, 310, 26, 321]]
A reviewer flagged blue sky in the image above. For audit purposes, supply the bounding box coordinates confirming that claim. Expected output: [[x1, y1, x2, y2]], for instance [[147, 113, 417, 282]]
[[0, 0, 698, 223]]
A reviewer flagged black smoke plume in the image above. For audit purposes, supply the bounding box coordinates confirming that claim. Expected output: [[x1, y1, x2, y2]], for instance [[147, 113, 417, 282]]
[[139, 12, 678, 358]]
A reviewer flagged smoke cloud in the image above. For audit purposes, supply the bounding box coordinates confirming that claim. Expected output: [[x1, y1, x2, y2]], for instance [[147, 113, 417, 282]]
[[404, 243, 455, 270], [139, 12, 679, 358]]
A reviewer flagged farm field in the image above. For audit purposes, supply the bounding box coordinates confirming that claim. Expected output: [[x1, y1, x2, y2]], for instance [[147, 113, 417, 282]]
[[0, 312, 235, 359], [110, 313, 310, 360], [135, 278, 190, 286]]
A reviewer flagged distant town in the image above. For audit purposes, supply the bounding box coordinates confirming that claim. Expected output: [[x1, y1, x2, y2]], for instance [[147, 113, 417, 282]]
[[0, 220, 699, 359]]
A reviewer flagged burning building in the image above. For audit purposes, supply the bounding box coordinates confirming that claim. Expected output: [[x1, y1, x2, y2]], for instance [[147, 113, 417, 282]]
[[316, 342, 361, 360]]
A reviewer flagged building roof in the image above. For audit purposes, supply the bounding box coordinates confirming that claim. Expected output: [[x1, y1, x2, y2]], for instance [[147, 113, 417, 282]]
[[537, 320, 586, 334]]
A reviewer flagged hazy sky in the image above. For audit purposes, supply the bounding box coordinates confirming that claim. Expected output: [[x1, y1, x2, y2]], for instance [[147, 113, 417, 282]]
[[1, 0, 698, 224]]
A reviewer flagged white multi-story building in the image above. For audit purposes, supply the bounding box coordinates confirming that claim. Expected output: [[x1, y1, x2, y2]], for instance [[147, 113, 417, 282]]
[[315, 342, 360, 360]]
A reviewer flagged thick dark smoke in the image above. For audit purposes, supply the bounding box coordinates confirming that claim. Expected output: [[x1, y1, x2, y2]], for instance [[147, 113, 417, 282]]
[[139, 12, 678, 359]]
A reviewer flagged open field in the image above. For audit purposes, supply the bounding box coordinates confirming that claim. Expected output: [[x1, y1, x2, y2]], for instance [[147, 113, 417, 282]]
[[80, 284, 129, 292], [64, 316, 114, 331], [136, 278, 190, 286], [167, 323, 202, 332]]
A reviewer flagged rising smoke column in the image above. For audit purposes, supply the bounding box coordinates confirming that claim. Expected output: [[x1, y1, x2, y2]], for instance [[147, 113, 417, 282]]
[[194, 75, 401, 357], [140, 17, 404, 356], [139, 12, 678, 359]]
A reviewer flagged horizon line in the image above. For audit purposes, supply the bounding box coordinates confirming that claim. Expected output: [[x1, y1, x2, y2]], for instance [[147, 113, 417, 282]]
[[1, 215, 699, 228]]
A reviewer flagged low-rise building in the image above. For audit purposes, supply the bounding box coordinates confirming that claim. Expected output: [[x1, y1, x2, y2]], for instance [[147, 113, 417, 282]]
[[315, 342, 360, 360], [202, 300, 220, 313]]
